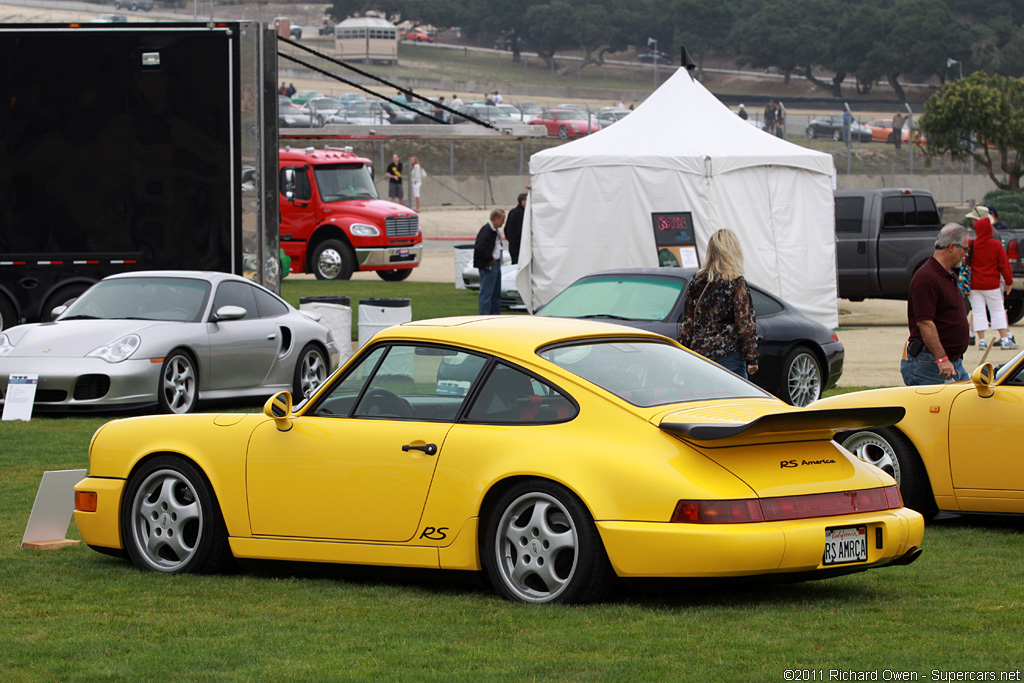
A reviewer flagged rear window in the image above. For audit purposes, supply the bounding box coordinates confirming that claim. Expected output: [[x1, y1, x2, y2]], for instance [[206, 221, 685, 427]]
[[835, 197, 864, 233], [538, 275, 684, 322], [882, 195, 939, 229]]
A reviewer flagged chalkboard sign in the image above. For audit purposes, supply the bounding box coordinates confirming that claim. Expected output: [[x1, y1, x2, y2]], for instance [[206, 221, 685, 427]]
[[651, 212, 699, 268]]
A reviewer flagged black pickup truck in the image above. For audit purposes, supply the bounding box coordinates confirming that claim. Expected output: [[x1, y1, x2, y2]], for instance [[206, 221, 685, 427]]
[[834, 188, 1024, 323]]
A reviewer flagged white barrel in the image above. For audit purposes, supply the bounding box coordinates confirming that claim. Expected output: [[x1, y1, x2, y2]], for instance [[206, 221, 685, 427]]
[[358, 298, 412, 348], [300, 297, 353, 366]]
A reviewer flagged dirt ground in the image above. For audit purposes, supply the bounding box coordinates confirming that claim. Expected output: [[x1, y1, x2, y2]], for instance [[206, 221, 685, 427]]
[[364, 206, 1021, 392]]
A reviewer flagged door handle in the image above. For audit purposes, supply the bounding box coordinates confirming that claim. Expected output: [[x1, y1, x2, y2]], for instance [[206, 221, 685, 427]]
[[402, 443, 438, 456], [266, 334, 277, 341], [857, 241, 866, 254]]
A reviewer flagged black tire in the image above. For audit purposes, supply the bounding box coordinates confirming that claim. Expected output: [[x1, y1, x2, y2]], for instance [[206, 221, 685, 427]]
[[377, 268, 413, 282], [121, 455, 232, 574], [0, 294, 17, 330], [836, 426, 937, 519], [482, 479, 615, 604], [41, 283, 92, 321], [557, 125, 569, 140], [311, 239, 356, 280], [832, 129, 842, 142], [779, 345, 822, 407], [158, 350, 198, 414], [1005, 292, 1024, 325], [293, 343, 329, 401]]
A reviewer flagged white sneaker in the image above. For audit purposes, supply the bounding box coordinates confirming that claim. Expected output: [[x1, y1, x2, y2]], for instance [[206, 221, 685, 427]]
[[1000, 338, 1018, 350], [978, 339, 988, 350]]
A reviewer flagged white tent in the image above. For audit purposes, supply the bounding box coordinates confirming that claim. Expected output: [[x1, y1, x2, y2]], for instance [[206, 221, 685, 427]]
[[517, 68, 839, 329]]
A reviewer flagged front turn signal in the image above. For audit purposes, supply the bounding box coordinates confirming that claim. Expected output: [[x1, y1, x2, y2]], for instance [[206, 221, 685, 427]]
[[75, 491, 97, 513]]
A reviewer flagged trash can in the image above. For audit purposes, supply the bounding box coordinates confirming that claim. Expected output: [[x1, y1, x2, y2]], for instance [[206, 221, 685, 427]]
[[300, 296, 353, 366], [358, 298, 412, 348], [453, 244, 475, 290]]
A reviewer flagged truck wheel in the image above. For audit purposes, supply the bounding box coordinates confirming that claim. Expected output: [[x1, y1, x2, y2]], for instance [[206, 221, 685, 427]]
[[780, 345, 822, 407], [377, 268, 412, 282], [42, 283, 91, 321], [1005, 292, 1024, 325], [0, 295, 17, 330], [311, 239, 356, 280]]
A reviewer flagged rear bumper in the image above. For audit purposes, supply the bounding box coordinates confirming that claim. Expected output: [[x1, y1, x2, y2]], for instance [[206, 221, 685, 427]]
[[596, 507, 924, 578]]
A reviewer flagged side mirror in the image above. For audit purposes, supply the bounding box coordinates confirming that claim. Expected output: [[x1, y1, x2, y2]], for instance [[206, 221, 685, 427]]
[[283, 167, 295, 201], [971, 362, 995, 398], [213, 305, 247, 321], [51, 305, 69, 320], [263, 391, 294, 431]]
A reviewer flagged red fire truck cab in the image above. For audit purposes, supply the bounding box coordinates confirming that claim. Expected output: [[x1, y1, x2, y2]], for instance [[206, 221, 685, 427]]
[[279, 147, 422, 281]]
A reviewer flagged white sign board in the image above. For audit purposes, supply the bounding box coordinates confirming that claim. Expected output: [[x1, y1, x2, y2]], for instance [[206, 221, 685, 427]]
[[2, 374, 38, 421], [22, 469, 87, 547]]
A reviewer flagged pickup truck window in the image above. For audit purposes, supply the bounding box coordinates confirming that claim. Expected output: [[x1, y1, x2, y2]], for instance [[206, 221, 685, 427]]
[[836, 197, 865, 233], [882, 195, 939, 229]]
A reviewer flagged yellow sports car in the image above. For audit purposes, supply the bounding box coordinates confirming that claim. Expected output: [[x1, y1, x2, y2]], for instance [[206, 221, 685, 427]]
[[74, 317, 924, 604], [819, 356, 1024, 520]]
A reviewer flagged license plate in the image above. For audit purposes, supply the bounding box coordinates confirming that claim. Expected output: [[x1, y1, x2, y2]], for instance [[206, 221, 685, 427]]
[[823, 526, 868, 566]]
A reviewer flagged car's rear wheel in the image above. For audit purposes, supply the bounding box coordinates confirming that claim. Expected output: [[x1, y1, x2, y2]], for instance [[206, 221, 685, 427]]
[[483, 480, 615, 604], [837, 427, 937, 519], [1005, 292, 1024, 325], [159, 350, 198, 414], [779, 345, 822, 407], [377, 268, 412, 281], [557, 125, 569, 140], [293, 343, 328, 400], [312, 239, 356, 280], [121, 455, 232, 574]]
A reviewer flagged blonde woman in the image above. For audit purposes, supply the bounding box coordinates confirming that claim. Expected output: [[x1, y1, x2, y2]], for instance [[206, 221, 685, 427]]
[[678, 229, 759, 378], [409, 155, 425, 211]]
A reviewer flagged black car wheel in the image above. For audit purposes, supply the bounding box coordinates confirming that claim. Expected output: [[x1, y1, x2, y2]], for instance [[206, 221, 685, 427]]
[[293, 343, 329, 400], [483, 479, 615, 604], [1005, 292, 1024, 325], [780, 345, 822, 407], [311, 239, 356, 280], [557, 125, 569, 140], [121, 455, 232, 574], [159, 350, 198, 414], [377, 268, 413, 282], [837, 427, 937, 518]]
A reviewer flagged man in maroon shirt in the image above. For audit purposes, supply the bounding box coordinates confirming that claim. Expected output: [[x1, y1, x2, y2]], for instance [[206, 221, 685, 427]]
[[901, 223, 971, 385]]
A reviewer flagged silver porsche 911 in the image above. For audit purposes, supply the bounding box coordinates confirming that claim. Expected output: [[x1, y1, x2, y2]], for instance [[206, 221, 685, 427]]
[[0, 271, 341, 414]]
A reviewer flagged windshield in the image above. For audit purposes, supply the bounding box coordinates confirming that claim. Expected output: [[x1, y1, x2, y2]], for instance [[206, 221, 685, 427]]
[[60, 277, 211, 322], [538, 275, 686, 322], [539, 340, 767, 407], [313, 164, 379, 201]]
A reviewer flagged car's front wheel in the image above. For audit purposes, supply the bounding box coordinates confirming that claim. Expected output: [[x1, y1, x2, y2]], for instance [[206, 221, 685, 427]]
[[837, 427, 937, 518], [121, 455, 232, 574], [483, 480, 615, 604], [557, 125, 569, 140], [293, 343, 328, 400], [159, 350, 198, 414], [780, 345, 822, 407]]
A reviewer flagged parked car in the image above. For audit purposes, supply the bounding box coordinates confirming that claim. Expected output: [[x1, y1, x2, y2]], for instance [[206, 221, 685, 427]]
[[819, 353, 1024, 519], [805, 114, 873, 142], [289, 26, 303, 39], [90, 13, 127, 22], [596, 107, 630, 129], [451, 104, 519, 129], [514, 101, 543, 119], [70, 316, 923, 604], [289, 90, 324, 106], [301, 97, 344, 117], [390, 99, 441, 124], [494, 32, 525, 51], [865, 119, 926, 145], [461, 252, 525, 310], [0, 271, 340, 414], [113, 0, 152, 10], [637, 50, 672, 65], [403, 29, 434, 42], [535, 268, 845, 407], [325, 100, 392, 125], [279, 102, 320, 128], [528, 109, 600, 139]]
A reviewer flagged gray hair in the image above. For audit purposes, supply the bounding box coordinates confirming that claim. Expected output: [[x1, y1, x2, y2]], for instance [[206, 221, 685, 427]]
[[935, 223, 969, 250]]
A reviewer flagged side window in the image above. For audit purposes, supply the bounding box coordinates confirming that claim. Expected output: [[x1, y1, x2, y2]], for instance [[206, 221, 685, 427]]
[[749, 289, 784, 317], [915, 196, 940, 225], [882, 196, 905, 227], [211, 281, 257, 319], [312, 347, 385, 417], [280, 166, 312, 201], [464, 363, 577, 424], [253, 287, 288, 318], [835, 197, 864, 234]]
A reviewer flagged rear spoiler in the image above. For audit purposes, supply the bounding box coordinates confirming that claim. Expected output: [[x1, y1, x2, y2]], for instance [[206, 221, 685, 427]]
[[660, 406, 905, 445]]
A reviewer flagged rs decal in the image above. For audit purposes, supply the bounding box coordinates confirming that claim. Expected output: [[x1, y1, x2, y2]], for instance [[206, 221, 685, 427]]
[[419, 526, 449, 540], [780, 460, 798, 468]]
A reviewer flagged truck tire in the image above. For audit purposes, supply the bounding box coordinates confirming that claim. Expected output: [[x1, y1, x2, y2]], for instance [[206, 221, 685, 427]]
[[377, 268, 412, 282], [0, 294, 17, 330], [1005, 292, 1024, 325], [41, 283, 91, 321], [311, 239, 356, 280]]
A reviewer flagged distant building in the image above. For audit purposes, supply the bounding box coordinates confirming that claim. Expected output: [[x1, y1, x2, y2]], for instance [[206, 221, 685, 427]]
[[334, 16, 398, 65]]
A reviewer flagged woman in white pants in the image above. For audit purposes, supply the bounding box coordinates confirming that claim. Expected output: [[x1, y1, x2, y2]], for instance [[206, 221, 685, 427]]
[[409, 156, 425, 212], [966, 206, 1016, 350]]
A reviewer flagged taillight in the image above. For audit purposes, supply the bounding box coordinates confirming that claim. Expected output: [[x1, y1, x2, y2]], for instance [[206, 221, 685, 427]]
[[831, 331, 840, 343], [672, 486, 902, 523], [1007, 239, 1019, 266]]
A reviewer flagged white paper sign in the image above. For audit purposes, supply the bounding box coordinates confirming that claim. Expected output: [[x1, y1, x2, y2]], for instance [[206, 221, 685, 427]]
[[22, 469, 87, 546], [3, 374, 38, 421]]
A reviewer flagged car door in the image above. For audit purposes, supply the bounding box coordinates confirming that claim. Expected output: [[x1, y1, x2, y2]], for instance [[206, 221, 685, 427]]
[[205, 280, 280, 389], [246, 343, 489, 542]]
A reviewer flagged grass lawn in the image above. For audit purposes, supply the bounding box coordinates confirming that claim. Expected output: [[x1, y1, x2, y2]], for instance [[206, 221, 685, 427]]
[[3, 414, 1023, 680]]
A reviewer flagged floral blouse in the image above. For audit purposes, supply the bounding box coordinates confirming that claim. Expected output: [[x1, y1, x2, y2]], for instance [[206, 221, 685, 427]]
[[678, 272, 759, 364]]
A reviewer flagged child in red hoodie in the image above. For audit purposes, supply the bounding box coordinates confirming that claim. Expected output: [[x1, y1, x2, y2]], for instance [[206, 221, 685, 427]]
[[966, 205, 1017, 350]]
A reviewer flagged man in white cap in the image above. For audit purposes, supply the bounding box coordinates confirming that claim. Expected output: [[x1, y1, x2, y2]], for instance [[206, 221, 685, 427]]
[[737, 104, 748, 120]]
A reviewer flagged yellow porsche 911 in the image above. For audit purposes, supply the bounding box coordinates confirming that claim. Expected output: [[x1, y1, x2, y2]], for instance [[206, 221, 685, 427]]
[[819, 354, 1024, 520], [74, 317, 924, 604]]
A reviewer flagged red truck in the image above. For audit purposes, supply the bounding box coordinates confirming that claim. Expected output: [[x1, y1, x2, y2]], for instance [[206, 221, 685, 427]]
[[279, 147, 422, 281]]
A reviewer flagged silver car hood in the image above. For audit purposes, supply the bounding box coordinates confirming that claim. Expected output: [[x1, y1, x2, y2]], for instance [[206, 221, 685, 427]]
[[3, 319, 181, 357]]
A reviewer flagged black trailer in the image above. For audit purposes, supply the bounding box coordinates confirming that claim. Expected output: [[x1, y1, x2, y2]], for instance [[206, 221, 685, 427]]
[[0, 22, 278, 329]]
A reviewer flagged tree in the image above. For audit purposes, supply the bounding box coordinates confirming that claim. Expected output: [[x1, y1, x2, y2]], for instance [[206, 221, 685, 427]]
[[920, 72, 1024, 191]]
